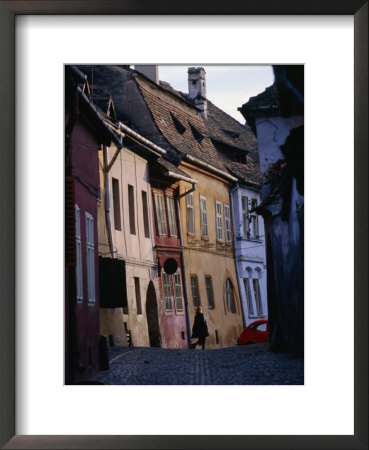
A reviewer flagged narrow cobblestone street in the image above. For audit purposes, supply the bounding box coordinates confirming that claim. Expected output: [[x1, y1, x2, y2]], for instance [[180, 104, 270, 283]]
[[90, 343, 304, 385]]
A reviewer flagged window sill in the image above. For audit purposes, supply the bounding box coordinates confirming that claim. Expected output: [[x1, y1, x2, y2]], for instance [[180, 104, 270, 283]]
[[237, 236, 263, 243]]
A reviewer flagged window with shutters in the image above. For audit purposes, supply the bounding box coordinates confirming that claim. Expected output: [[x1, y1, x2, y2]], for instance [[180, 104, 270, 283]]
[[162, 272, 172, 312], [200, 197, 208, 237], [128, 184, 136, 235], [173, 272, 184, 312], [186, 192, 194, 234], [75, 205, 83, 302], [166, 196, 177, 236], [216, 201, 223, 241], [190, 275, 200, 307], [224, 204, 231, 243], [85, 212, 95, 303], [205, 275, 215, 309], [241, 196, 249, 237], [112, 178, 121, 231], [225, 278, 236, 313], [141, 191, 150, 238], [154, 192, 166, 235]]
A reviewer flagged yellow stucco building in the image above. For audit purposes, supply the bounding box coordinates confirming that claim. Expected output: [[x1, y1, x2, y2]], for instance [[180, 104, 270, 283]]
[[178, 161, 244, 348]]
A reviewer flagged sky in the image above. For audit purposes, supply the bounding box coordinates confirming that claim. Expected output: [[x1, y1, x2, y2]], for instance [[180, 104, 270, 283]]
[[158, 65, 274, 123]]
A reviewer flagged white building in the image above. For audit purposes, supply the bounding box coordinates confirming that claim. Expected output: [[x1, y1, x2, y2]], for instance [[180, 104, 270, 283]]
[[231, 183, 268, 327]]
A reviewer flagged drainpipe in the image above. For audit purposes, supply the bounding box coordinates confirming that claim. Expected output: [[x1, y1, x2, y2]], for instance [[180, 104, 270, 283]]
[[230, 182, 247, 329], [175, 184, 197, 348], [103, 145, 114, 258]]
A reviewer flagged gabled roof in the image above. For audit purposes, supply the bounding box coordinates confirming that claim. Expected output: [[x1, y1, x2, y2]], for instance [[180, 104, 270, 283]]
[[135, 76, 229, 174], [74, 65, 263, 187], [134, 73, 262, 186]]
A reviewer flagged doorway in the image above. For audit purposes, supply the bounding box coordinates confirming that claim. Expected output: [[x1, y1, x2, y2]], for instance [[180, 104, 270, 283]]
[[146, 281, 162, 347]]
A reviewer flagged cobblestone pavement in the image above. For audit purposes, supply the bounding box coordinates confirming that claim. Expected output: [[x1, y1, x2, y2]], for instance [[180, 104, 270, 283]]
[[90, 343, 304, 385]]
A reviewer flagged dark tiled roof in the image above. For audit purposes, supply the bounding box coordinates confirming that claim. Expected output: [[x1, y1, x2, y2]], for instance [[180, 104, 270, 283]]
[[205, 100, 257, 152], [239, 83, 280, 114], [204, 100, 261, 185], [136, 77, 229, 174], [137, 75, 262, 186], [224, 161, 262, 187], [161, 84, 261, 186]]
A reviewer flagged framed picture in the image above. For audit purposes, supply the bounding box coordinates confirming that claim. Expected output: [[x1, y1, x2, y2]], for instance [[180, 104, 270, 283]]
[[0, 1, 367, 449]]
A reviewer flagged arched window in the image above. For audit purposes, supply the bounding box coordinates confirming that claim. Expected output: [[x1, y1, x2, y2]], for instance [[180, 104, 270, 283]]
[[225, 278, 236, 313]]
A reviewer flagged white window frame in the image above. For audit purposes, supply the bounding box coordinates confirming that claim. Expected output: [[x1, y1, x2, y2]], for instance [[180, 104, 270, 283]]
[[166, 196, 177, 236], [251, 198, 259, 237], [186, 192, 194, 234], [216, 201, 223, 241], [200, 196, 208, 237], [85, 212, 95, 304], [75, 205, 83, 302], [241, 196, 249, 237], [252, 278, 263, 315], [173, 272, 184, 312], [154, 192, 166, 235], [162, 272, 172, 312], [224, 204, 231, 243], [244, 278, 255, 316], [205, 275, 215, 309]]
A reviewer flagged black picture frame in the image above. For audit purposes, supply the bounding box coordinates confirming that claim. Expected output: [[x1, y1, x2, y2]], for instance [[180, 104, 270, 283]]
[[0, 1, 367, 449]]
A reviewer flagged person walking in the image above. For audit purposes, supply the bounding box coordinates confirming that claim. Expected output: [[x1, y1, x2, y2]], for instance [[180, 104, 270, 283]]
[[191, 306, 209, 350]]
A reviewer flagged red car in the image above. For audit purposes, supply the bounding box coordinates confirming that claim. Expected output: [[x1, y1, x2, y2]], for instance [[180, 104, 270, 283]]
[[237, 319, 269, 345]]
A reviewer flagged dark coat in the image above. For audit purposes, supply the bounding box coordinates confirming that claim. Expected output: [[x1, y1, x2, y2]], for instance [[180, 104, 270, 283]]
[[191, 313, 209, 339]]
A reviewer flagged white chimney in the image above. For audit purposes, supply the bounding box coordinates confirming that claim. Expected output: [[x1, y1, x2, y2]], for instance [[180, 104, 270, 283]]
[[134, 65, 159, 84], [188, 67, 207, 118]]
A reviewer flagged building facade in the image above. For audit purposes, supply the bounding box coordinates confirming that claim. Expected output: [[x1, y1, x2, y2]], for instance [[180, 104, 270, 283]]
[[149, 158, 197, 348], [65, 66, 123, 382], [96, 124, 165, 348], [230, 183, 268, 327]]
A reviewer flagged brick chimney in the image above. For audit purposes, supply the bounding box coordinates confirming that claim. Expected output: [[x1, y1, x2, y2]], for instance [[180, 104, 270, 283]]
[[188, 67, 207, 118], [134, 65, 159, 84]]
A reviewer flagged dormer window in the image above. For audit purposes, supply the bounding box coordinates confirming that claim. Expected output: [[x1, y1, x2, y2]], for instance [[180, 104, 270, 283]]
[[222, 129, 240, 139], [189, 123, 204, 142], [170, 112, 186, 134]]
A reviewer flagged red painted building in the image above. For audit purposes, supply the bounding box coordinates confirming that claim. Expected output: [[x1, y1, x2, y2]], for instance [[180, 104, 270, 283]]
[[65, 66, 123, 382], [149, 159, 196, 348]]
